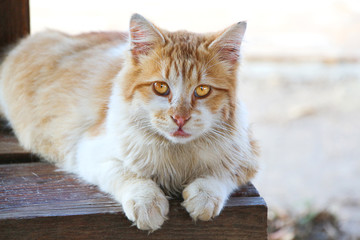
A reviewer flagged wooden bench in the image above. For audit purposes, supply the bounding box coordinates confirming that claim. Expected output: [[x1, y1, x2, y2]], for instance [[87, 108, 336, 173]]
[[0, 1, 267, 239], [0, 128, 267, 239]]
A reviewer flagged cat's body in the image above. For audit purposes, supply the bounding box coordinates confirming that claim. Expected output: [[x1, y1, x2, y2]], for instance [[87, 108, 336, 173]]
[[0, 14, 258, 231]]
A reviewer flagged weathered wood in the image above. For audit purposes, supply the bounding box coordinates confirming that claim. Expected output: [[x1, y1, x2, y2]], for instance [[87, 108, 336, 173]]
[[0, 134, 38, 163], [0, 163, 267, 239], [0, 132, 39, 163], [0, 134, 26, 156], [0, 120, 39, 163], [0, 0, 30, 50]]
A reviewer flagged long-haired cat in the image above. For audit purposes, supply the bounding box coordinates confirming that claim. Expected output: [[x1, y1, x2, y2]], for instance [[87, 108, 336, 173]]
[[0, 14, 258, 231]]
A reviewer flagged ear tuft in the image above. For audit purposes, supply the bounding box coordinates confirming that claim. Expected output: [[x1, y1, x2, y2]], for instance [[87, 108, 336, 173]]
[[129, 14, 165, 60], [209, 21, 247, 65]]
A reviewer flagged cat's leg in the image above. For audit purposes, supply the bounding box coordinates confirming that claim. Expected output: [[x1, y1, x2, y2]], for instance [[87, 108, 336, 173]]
[[75, 138, 169, 231], [181, 176, 237, 221], [119, 177, 169, 231], [79, 159, 169, 231]]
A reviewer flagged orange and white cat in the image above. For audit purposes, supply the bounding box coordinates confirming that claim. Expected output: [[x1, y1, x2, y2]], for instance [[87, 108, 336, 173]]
[[0, 14, 258, 231]]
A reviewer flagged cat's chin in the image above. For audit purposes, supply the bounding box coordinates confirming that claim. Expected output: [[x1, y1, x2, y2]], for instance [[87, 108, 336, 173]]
[[168, 136, 194, 144]]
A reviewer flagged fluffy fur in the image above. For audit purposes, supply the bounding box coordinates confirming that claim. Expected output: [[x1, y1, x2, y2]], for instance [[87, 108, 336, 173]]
[[0, 14, 258, 231]]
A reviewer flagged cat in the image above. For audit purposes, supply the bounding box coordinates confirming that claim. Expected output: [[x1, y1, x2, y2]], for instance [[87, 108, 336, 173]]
[[0, 14, 258, 231]]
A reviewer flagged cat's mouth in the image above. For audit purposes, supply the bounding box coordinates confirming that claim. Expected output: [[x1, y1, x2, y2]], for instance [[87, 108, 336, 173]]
[[171, 128, 191, 138]]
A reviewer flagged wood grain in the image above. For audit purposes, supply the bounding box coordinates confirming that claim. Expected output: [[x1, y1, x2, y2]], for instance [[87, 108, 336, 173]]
[[0, 0, 30, 50], [0, 135, 38, 163], [0, 163, 267, 239], [0, 120, 39, 163]]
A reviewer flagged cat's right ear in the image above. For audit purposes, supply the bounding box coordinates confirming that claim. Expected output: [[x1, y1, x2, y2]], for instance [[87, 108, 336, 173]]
[[209, 21, 246, 66], [129, 14, 165, 61]]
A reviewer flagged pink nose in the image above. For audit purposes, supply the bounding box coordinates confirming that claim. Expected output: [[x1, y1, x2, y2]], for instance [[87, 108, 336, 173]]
[[171, 115, 190, 128]]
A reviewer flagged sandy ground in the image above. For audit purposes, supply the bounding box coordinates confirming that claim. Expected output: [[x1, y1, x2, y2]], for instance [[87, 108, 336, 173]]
[[240, 61, 360, 238]]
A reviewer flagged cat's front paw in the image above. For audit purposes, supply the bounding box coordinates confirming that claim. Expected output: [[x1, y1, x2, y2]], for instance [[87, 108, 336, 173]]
[[121, 181, 169, 231], [181, 178, 226, 221]]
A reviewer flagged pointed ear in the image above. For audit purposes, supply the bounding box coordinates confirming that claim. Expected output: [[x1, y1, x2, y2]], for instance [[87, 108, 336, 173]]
[[129, 14, 165, 60], [209, 22, 246, 65]]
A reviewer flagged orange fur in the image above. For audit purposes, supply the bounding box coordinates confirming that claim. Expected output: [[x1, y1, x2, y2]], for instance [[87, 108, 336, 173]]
[[0, 14, 258, 231], [121, 28, 241, 129], [0, 30, 124, 161]]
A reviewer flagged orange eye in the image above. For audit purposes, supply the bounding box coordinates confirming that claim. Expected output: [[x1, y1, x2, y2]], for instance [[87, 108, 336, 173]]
[[194, 85, 211, 98], [153, 82, 170, 96]]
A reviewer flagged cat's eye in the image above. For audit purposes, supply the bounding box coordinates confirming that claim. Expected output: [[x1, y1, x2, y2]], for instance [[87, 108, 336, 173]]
[[153, 82, 170, 96], [194, 85, 211, 98]]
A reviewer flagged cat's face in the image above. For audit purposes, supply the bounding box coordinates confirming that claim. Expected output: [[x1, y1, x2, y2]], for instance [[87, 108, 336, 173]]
[[122, 14, 246, 144]]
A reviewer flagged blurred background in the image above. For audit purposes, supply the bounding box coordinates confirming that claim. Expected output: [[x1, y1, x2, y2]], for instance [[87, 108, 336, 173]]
[[30, 0, 360, 239]]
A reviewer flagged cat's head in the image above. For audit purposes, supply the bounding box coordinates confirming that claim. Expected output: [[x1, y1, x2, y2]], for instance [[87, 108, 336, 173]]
[[122, 14, 246, 144]]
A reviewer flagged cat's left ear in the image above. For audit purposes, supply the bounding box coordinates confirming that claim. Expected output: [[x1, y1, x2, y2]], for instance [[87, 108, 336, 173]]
[[129, 14, 165, 60], [209, 22, 246, 65]]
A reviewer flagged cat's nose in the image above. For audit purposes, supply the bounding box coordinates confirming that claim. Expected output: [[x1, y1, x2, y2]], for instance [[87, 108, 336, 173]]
[[171, 115, 191, 128]]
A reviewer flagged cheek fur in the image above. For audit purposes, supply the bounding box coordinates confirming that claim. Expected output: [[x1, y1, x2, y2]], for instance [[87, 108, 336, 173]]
[[153, 110, 169, 123], [203, 92, 230, 116], [148, 95, 170, 112], [148, 97, 172, 127]]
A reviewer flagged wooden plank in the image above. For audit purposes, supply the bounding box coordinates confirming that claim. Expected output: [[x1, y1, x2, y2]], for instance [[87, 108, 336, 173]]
[[0, 0, 30, 50], [0, 163, 267, 239], [0, 134, 38, 163], [0, 134, 27, 155], [0, 132, 38, 163], [0, 163, 122, 218], [0, 120, 39, 163]]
